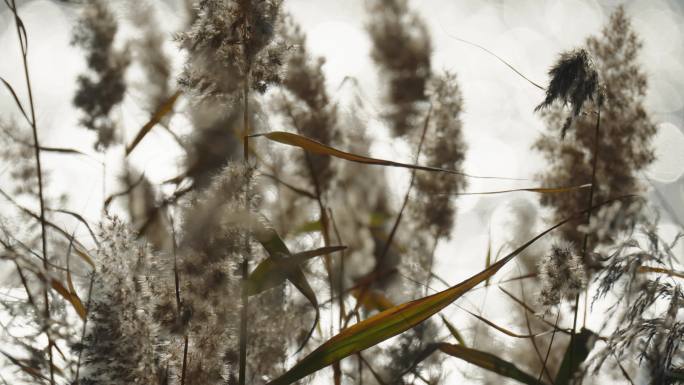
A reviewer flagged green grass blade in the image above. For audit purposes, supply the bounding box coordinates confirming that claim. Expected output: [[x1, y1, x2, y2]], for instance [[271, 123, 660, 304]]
[[251, 220, 345, 353], [247, 246, 346, 295], [440, 315, 467, 346]]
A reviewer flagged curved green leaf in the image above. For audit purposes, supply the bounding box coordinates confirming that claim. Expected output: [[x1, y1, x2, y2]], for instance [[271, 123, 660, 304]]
[[247, 246, 346, 295]]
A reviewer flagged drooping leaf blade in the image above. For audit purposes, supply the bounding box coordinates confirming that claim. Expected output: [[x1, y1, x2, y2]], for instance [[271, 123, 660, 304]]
[[637, 266, 684, 279], [352, 290, 468, 347], [438, 343, 547, 385], [247, 246, 346, 295], [125, 90, 181, 156], [252, 131, 524, 180], [250, 220, 343, 352], [450, 184, 591, 196], [47, 276, 86, 321], [0, 75, 31, 125], [266, 252, 517, 385], [460, 307, 550, 339]]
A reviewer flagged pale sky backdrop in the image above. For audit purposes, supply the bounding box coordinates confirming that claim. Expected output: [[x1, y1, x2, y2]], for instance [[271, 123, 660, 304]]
[[1, 0, 684, 383]]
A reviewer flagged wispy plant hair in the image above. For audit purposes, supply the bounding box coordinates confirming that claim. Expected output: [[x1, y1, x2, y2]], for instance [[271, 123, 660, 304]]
[[177, 0, 285, 102], [76, 217, 164, 384]]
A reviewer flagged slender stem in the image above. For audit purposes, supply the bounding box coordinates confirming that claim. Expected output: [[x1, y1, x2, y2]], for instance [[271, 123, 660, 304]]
[[169, 214, 188, 385], [328, 208, 346, 331], [539, 311, 561, 381], [301, 148, 334, 335], [423, 234, 440, 297], [377, 104, 432, 266], [516, 266, 554, 383], [355, 311, 363, 385], [328, 209, 345, 385], [181, 336, 189, 385], [238, 15, 252, 381], [570, 101, 602, 378], [9, 1, 53, 383], [282, 94, 340, 380], [13, 261, 36, 312], [351, 105, 433, 322], [238, 91, 250, 385], [74, 274, 95, 384]]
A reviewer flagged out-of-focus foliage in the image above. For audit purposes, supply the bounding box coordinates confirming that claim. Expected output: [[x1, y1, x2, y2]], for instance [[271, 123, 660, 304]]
[[72, 0, 130, 150]]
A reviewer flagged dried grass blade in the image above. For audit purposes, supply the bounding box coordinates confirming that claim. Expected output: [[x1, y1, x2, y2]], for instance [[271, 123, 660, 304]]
[[0, 351, 50, 381], [65, 235, 87, 321], [252, 131, 525, 181], [448, 184, 591, 196], [460, 307, 550, 339], [0, 76, 31, 125], [47, 277, 86, 321], [125, 90, 181, 156], [48, 208, 98, 247], [637, 266, 684, 279]]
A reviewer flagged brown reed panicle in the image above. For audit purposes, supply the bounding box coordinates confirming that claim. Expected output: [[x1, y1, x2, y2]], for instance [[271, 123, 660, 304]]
[[120, 164, 173, 252], [72, 0, 130, 150], [360, 1, 466, 381], [367, 0, 432, 137], [177, 0, 287, 190], [275, 13, 340, 192], [411, 72, 467, 240], [128, 1, 173, 114], [537, 240, 587, 310], [534, 6, 657, 252], [534, 48, 599, 139], [182, 103, 245, 189]]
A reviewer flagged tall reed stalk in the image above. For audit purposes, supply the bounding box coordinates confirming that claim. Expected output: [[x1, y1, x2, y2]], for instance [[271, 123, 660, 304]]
[[8, 1, 53, 383], [239, 13, 252, 385], [570, 95, 602, 375]]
